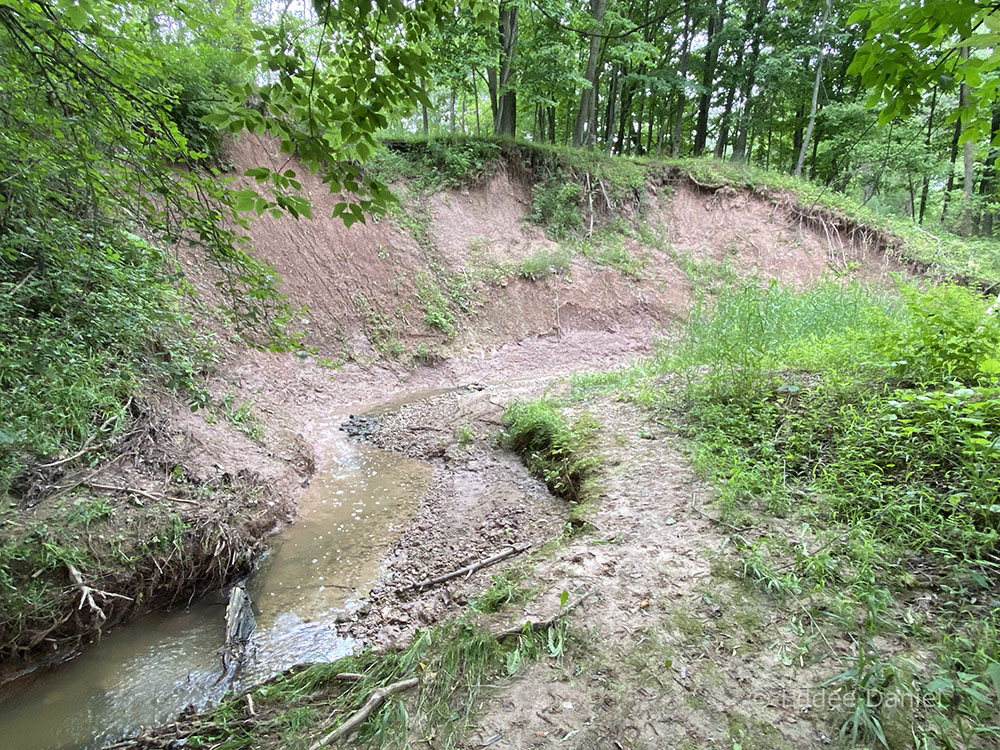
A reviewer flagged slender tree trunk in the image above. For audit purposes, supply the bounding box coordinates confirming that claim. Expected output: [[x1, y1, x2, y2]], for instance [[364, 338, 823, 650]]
[[919, 86, 937, 224], [791, 102, 805, 173], [672, 0, 692, 157], [572, 0, 608, 147], [713, 57, 740, 160], [473, 71, 481, 136], [794, 0, 830, 177], [941, 115, 962, 222], [421, 78, 429, 135], [693, 0, 725, 156], [960, 47, 976, 235], [731, 0, 767, 162]]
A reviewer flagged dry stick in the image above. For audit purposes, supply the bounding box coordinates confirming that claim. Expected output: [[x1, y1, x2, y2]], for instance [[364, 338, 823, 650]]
[[84, 481, 198, 506], [494, 591, 591, 639], [38, 435, 96, 469], [404, 543, 531, 591], [309, 677, 420, 750]]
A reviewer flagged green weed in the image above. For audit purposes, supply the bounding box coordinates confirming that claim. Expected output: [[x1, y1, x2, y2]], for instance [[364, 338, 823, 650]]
[[501, 398, 599, 502], [517, 247, 572, 281]]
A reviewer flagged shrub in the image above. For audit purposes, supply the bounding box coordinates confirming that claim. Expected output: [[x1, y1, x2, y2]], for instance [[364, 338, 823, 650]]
[[501, 398, 597, 501], [531, 177, 583, 239], [877, 282, 1000, 385]]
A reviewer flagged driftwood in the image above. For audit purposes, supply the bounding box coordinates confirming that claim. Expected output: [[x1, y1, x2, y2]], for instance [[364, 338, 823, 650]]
[[309, 677, 420, 749], [494, 591, 591, 639], [404, 543, 531, 591], [222, 584, 256, 673]]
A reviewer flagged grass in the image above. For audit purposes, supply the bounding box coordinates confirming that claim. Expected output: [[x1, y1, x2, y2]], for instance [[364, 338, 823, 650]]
[[179, 616, 562, 750], [574, 229, 647, 279], [517, 246, 571, 281], [571, 278, 1000, 747], [220, 395, 265, 443], [501, 397, 599, 502], [415, 272, 456, 338]]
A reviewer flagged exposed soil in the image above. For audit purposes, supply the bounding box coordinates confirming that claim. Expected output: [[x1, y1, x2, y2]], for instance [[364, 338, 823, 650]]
[[468, 397, 849, 750], [3, 140, 918, 743]]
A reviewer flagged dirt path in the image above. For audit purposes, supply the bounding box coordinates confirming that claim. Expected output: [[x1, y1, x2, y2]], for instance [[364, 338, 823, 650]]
[[444, 399, 844, 749]]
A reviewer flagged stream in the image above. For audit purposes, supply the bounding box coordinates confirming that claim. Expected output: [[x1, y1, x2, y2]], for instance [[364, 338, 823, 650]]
[[0, 412, 432, 750]]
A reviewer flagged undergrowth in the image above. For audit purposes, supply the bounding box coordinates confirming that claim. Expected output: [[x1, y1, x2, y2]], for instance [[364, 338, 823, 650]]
[[501, 397, 598, 502], [0, 226, 214, 495], [182, 616, 565, 750], [573, 278, 1000, 748]]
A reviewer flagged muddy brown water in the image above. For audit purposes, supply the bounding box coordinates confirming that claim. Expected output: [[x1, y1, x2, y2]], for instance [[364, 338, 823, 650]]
[[0, 414, 432, 750]]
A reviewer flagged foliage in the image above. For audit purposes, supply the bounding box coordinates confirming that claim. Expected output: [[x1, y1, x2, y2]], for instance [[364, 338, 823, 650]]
[[0, 227, 213, 493], [501, 398, 598, 501], [517, 247, 572, 280], [599, 278, 1000, 745], [531, 176, 584, 238], [415, 273, 457, 337], [848, 0, 1000, 143], [878, 283, 1000, 385]]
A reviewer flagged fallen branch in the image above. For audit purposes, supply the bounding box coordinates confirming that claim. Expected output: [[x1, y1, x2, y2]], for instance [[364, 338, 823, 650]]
[[38, 435, 97, 469], [309, 677, 419, 749], [84, 482, 198, 506], [404, 543, 531, 591], [494, 591, 591, 639]]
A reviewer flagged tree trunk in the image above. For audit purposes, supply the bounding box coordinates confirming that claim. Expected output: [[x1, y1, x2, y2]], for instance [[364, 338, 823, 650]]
[[941, 118, 962, 221], [731, 0, 767, 162], [672, 0, 692, 158], [693, 0, 725, 156], [794, 0, 830, 177], [421, 78, 429, 135], [572, 0, 608, 147], [493, 3, 519, 137], [960, 47, 975, 236], [918, 86, 937, 224]]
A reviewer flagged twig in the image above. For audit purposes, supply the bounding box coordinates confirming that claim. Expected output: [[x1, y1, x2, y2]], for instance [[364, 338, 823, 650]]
[[404, 543, 531, 591], [38, 435, 97, 469], [309, 677, 419, 749], [84, 482, 198, 506], [494, 591, 591, 639]]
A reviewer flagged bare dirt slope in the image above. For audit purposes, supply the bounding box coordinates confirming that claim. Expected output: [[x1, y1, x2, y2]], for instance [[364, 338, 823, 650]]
[[206, 137, 899, 367]]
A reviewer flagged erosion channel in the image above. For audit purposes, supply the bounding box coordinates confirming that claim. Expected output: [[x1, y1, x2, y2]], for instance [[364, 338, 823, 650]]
[[0, 405, 433, 750]]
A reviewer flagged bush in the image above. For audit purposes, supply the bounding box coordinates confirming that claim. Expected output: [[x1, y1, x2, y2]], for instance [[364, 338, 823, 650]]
[[531, 177, 583, 239], [877, 282, 1000, 385], [501, 398, 597, 501]]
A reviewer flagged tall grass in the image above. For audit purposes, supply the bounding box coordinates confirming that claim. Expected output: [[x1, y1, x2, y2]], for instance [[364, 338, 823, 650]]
[[574, 278, 1000, 747]]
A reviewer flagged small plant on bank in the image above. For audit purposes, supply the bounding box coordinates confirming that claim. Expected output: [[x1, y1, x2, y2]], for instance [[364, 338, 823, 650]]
[[501, 397, 598, 502], [414, 273, 456, 337], [531, 176, 583, 239], [517, 247, 572, 281]]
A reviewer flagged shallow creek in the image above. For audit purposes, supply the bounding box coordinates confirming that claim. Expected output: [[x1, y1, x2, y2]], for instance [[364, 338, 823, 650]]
[[0, 412, 432, 750]]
